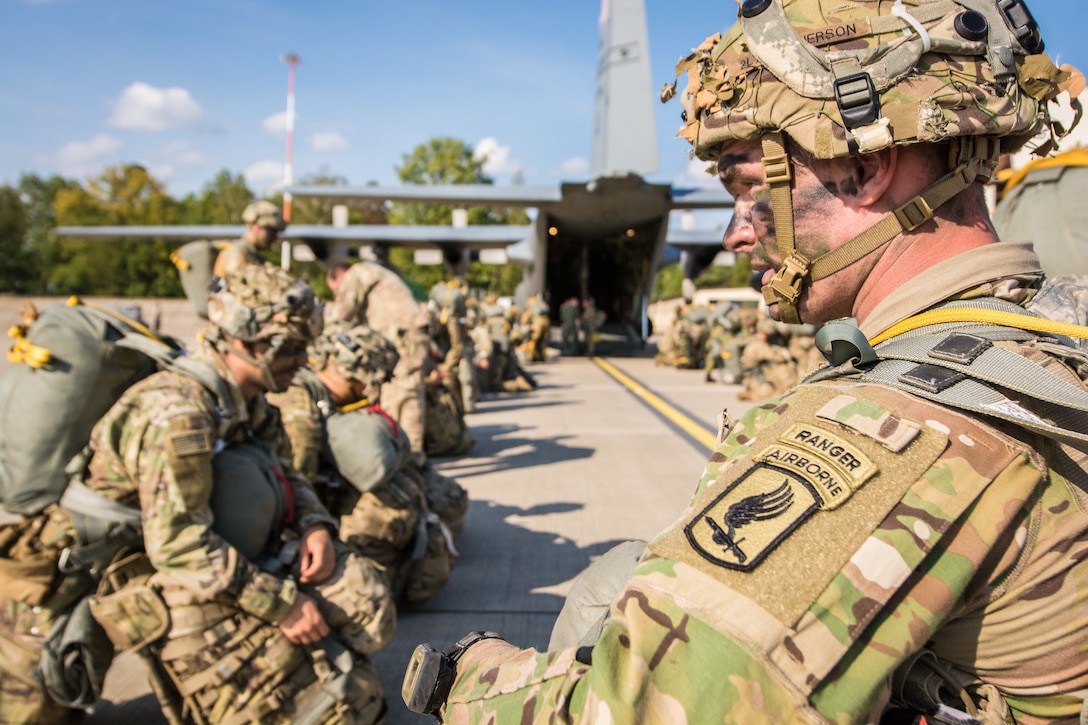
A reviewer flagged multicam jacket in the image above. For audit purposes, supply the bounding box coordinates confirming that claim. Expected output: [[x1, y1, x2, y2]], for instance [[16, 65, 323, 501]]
[[83, 346, 335, 624], [441, 243, 1088, 724]]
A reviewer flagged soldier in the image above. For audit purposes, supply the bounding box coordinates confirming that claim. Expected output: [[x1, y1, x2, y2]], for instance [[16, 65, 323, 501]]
[[788, 323, 825, 379], [402, 2, 1088, 722], [738, 317, 797, 401], [428, 279, 471, 414], [482, 304, 535, 393], [559, 296, 580, 355], [527, 294, 552, 363], [581, 297, 601, 357], [269, 324, 467, 606], [703, 303, 744, 383], [327, 259, 431, 465], [213, 200, 286, 276], [0, 264, 394, 724]]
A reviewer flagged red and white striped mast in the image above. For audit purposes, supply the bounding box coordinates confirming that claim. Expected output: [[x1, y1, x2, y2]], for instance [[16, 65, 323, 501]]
[[280, 52, 301, 224]]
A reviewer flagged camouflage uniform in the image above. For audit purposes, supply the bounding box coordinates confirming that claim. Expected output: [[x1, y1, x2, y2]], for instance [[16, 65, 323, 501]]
[[270, 326, 466, 605], [272, 372, 464, 607], [559, 297, 580, 356], [1, 266, 394, 725], [527, 296, 551, 363], [427, 245, 1088, 725], [212, 200, 285, 277], [739, 321, 798, 402], [327, 260, 430, 461], [413, 1, 1088, 722]]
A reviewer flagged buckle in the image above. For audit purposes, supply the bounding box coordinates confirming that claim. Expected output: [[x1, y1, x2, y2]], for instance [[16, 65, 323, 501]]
[[997, 0, 1044, 54], [762, 153, 791, 185], [58, 547, 79, 574], [833, 72, 881, 130], [764, 255, 809, 305], [894, 196, 934, 232]]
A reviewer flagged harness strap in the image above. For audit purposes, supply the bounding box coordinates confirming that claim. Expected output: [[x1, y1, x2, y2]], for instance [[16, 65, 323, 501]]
[[814, 299, 1088, 451], [291, 635, 356, 725]]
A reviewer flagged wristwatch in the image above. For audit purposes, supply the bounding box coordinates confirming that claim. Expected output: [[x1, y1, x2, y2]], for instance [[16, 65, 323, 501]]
[[402, 631, 505, 717]]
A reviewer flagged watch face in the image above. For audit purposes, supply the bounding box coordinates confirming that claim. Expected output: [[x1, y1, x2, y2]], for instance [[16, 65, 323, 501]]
[[402, 644, 445, 714]]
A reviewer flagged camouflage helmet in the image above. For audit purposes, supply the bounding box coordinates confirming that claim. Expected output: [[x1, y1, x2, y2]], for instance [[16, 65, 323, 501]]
[[311, 324, 399, 392], [207, 263, 322, 346], [665, 0, 1080, 325], [670, 0, 1078, 163], [241, 200, 286, 231], [429, 281, 468, 319]]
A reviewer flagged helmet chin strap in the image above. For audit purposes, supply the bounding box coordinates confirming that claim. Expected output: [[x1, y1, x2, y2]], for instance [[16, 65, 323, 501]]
[[215, 335, 291, 394], [758, 132, 1000, 325]]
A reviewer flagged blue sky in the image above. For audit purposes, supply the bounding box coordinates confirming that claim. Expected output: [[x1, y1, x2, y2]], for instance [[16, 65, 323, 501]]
[[4, 0, 1086, 202]]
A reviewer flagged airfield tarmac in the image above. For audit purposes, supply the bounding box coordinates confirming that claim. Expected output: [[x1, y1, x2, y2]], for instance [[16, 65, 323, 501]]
[[83, 351, 755, 724]]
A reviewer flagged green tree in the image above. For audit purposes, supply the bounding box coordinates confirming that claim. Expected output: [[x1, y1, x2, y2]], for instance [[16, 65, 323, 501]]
[[652, 263, 683, 301], [18, 173, 78, 293], [179, 169, 253, 224], [0, 186, 33, 293], [695, 255, 752, 289], [50, 164, 184, 296], [388, 137, 527, 296]]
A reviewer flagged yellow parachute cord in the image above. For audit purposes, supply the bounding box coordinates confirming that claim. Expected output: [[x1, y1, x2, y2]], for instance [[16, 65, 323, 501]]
[[997, 147, 1088, 200], [870, 308, 1088, 347], [337, 397, 371, 414], [7, 326, 52, 367], [68, 296, 168, 346], [7, 301, 49, 367]]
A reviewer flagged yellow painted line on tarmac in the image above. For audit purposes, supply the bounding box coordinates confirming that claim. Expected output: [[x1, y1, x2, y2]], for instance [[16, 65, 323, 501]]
[[593, 357, 718, 451]]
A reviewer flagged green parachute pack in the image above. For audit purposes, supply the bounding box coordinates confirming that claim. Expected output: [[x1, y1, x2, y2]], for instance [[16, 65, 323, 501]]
[[0, 298, 231, 518], [170, 240, 228, 319]]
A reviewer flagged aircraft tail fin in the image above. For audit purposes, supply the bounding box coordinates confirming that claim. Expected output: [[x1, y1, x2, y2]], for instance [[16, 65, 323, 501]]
[[590, 0, 658, 179]]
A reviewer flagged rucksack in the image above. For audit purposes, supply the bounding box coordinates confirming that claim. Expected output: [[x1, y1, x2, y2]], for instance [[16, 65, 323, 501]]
[[170, 240, 227, 320], [0, 297, 231, 517]]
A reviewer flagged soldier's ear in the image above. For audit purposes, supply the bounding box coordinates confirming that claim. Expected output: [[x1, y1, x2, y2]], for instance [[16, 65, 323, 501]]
[[850, 147, 897, 209]]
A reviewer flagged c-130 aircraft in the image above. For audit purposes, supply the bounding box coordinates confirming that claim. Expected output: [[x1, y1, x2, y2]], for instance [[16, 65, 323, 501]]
[[56, 0, 734, 341]]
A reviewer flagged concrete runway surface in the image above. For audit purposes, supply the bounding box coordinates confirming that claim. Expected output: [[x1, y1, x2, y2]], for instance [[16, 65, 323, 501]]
[[75, 353, 754, 724]]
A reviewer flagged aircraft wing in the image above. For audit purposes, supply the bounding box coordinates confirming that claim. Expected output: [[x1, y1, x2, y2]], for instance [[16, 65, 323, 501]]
[[53, 224, 531, 250], [286, 184, 563, 208], [667, 187, 734, 210], [664, 228, 725, 247]]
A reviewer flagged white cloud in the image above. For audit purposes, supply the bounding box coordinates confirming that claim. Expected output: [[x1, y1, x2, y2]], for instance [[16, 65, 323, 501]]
[[262, 111, 287, 137], [109, 82, 203, 131], [38, 134, 123, 175], [673, 157, 720, 189], [312, 131, 348, 152], [144, 162, 174, 182], [159, 141, 207, 166], [561, 156, 589, 178], [474, 137, 522, 176], [244, 160, 285, 192]]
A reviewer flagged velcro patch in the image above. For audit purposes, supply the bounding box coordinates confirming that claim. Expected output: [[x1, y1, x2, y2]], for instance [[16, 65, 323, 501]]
[[685, 465, 819, 571], [760, 423, 877, 509], [815, 395, 920, 452], [168, 430, 212, 458]]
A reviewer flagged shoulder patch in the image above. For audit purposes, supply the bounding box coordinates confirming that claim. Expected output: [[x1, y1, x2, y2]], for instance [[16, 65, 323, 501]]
[[168, 430, 211, 458], [760, 423, 877, 509], [686, 464, 818, 571], [651, 387, 951, 627]]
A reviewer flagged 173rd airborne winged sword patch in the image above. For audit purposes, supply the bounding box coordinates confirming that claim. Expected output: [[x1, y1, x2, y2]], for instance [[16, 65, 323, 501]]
[[685, 422, 878, 571]]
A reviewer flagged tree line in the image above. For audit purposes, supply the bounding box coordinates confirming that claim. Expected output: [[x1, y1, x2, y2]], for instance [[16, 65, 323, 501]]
[[0, 137, 527, 299]]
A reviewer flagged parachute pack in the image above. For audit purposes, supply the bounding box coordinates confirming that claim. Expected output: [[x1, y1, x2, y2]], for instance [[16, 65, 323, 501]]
[[170, 240, 228, 320], [0, 298, 230, 518]]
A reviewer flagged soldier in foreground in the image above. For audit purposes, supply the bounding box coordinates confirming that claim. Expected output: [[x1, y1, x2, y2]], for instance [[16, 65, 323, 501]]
[[213, 200, 286, 276], [402, 1, 1088, 722]]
